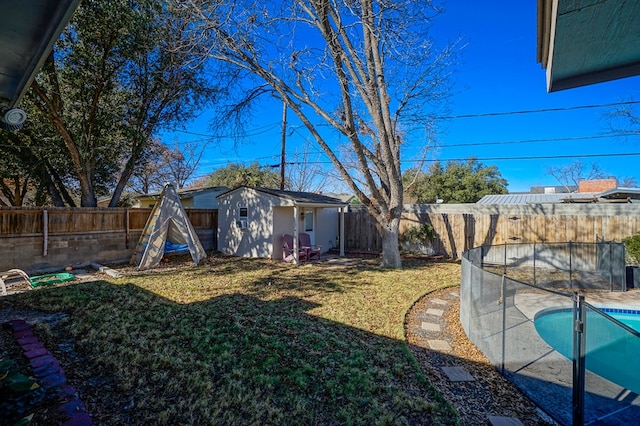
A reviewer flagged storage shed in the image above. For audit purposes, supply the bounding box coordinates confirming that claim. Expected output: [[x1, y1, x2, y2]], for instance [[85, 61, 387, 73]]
[[217, 187, 347, 262]]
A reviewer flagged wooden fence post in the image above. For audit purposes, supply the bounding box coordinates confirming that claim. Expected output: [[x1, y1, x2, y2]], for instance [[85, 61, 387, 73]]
[[43, 209, 48, 257]]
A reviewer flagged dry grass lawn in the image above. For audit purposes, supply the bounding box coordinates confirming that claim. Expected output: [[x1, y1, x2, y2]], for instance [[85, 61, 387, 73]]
[[2, 254, 461, 425]]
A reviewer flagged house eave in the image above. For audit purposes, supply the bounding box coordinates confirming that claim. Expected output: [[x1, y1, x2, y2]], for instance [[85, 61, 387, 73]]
[[294, 202, 347, 209], [537, 0, 640, 92], [0, 0, 81, 108]]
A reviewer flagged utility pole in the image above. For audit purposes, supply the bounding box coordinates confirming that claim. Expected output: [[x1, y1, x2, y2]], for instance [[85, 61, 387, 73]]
[[280, 101, 287, 190]]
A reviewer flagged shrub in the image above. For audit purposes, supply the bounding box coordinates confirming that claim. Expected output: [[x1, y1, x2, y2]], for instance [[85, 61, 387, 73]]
[[400, 223, 435, 254], [624, 233, 640, 265]]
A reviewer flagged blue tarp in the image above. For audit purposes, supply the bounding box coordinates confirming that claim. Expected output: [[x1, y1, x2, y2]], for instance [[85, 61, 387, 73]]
[[164, 241, 189, 253]]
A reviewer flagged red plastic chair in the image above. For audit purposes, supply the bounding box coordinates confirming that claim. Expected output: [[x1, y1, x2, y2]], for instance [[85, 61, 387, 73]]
[[282, 234, 308, 263], [299, 233, 321, 260]]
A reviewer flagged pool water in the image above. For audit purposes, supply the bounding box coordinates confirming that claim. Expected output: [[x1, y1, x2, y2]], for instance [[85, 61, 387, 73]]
[[535, 308, 640, 395]]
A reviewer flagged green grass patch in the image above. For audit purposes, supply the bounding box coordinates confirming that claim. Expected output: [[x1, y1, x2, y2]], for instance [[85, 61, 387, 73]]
[[7, 256, 460, 425]]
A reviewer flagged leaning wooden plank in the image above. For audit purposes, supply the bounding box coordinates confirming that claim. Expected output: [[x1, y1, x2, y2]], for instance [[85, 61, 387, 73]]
[[89, 263, 124, 278]]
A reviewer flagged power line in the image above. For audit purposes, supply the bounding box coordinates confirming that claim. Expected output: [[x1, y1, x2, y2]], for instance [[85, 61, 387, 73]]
[[435, 132, 639, 148], [437, 100, 640, 120], [184, 150, 640, 184], [256, 151, 640, 166], [183, 134, 640, 180], [163, 122, 281, 139], [163, 99, 640, 140], [421, 151, 640, 163]]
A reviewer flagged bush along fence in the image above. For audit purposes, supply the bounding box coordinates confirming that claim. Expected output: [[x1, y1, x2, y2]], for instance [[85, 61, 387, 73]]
[[343, 203, 640, 259], [0, 207, 218, 272]]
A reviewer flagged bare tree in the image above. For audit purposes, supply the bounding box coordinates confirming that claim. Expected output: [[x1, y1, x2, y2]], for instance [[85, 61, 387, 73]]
[[127, 139, 207, 192], [618, 176, 638, 188], [178, 0, 455, 267], [126, 139, 171, 194], [162, 141, 207, 189], [606, 101, 640, 136], [546, 161, 609, 192], [285, 146, 330, 192], [604, 102, 640, 188]]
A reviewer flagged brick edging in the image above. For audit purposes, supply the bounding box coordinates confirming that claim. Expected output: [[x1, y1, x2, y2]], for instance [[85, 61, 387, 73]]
[[3, 319, 92, 426]]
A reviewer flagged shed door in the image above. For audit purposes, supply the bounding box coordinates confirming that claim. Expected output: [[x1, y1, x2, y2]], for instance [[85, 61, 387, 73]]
[[303, 209, 314, 242]]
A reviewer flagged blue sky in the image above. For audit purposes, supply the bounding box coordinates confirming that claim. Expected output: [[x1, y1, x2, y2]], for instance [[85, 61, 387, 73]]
[[164, 1, 640, 193]]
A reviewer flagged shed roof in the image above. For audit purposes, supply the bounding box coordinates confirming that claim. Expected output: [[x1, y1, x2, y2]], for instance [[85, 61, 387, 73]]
[[218, 186, 347, 207], [320, 192, 356, 204]]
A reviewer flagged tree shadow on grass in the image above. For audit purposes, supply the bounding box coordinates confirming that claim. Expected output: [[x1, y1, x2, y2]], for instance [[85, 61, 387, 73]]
[[5, 280, 457, 425]]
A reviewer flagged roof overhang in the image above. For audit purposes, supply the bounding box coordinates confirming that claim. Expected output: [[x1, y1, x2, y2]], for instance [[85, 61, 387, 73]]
[[0, 0, 80, 109], [293, 202, 347, 208], [599, 187, 640, 199], [217, 186, 348, 208], [537, 0, 640, 92]]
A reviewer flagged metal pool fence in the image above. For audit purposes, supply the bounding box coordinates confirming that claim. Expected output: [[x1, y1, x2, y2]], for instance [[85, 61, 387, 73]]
[[461, 242, 640, 426]]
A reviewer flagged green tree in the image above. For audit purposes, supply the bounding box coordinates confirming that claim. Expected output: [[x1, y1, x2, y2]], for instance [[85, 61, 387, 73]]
[[0, 111, 77, 206], [405, 158, 508, 203], [178, 0, 457, 268], [23, 0, 214, 207], [204, 162, 281, 189]]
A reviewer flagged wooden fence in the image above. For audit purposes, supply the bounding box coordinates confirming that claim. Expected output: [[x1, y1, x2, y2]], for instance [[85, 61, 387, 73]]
[[3, 203, 638, 269], [0, 207, 216, 235], [0, 207, 218, 272], [344, 204, 640, 259]]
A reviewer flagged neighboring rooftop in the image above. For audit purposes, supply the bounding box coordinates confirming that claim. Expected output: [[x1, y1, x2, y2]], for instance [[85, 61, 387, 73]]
[[137, 186, 229, 200], [134, 185, 229, 209], [478, 179, 639, 205], [530, 185, 576, 194], [476, 192, 602, 205]]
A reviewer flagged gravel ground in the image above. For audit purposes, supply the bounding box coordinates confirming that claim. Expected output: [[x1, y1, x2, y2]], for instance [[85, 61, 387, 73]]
[[405, 286, 556, 426]]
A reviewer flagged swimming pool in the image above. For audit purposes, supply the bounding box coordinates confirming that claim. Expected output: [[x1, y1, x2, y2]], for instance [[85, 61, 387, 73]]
[[535, 307, 640, 395]]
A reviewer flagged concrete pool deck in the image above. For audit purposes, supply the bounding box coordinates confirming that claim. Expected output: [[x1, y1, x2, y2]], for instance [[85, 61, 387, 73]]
[[515, 288, 640, 320], [509, 289, 640, 425]]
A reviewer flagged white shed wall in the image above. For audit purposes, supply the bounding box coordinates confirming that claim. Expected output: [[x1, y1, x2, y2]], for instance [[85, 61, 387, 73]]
[[273, 206, 296, 260], [218, 188, 279, 258], [315, 207, 340, 252]]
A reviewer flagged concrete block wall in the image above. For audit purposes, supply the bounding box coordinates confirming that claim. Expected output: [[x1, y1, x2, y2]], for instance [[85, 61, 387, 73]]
[[0, 229, 216, 273]]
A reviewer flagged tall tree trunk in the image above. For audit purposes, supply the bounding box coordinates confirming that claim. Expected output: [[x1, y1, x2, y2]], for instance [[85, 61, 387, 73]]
[[47, 165, 76, 207], [378, 213, 402, 268], [110, 162, 135, 207], [109, 141, 144, 207], [31, 81, 97, 207], [40, 167, 66, 207]]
